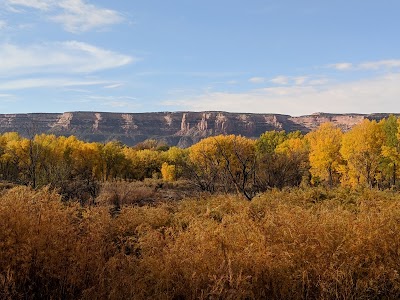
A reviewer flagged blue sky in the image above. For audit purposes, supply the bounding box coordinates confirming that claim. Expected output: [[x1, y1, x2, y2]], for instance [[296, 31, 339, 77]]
[[1, 0, 400, 115]]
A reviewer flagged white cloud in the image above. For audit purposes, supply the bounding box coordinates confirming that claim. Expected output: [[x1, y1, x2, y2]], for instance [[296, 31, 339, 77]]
[[5, 0, 54, 11], [329, 60, 400, 71], [294, 76, 308, 85], [227, 80, 238, 85], [249, 77, 265, 84], [359, 60, 400, 70], [0, 41, 135, 76], [0, 20, 7, 30], [329, 63, 353, 70], [104, 83, 124, 89], [163, 73, 400, 116], [308, 78, 329, 85], [51, 0, 123, 33], [5, 0, 123, 32], [0, 78, 109, 90], [270, 76, 289, 85]]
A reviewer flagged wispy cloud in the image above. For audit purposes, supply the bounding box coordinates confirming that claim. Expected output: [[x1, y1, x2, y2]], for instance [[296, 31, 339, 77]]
[[268, 76, 319, 86], [0, 20, 7, 30], [163, 73, 400, 116], [329, 59, 400, 71], [104, 83, 124, 89], [359, 60, 400, 70], [329, 63, 353, 71], [0, 93, 14, 97], [294, 76, 308, 85], [5, 0, 123, 32], [249, 77, 265, 84], [270, 76, 290, 85], [0, 41, 135, 76], [0, 78, 110, 90], [51, 0, 123, 33], [5, 0, 54, 11]]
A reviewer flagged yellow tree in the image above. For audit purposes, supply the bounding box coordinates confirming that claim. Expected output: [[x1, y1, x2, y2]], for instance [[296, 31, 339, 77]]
[[187, 136, 222, 193], [189, 135, 257, 199], [275, 135, 310, 187], [33, 134, 64, 186], [98, 141, 126, 181], [161, 162, 176, 182], [124, 148, 163, 180], [4, 137, 33, 185], [0, 132, 22, 182], [306, 123, 343, 187], [161, 146, 188, 180], [340, 119, 385, 188]]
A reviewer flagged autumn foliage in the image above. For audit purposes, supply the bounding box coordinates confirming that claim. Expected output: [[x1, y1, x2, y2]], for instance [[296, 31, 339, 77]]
[[1, 116, 400, 196], [2, 187, 400, 299], [3, 117, 400, 298]]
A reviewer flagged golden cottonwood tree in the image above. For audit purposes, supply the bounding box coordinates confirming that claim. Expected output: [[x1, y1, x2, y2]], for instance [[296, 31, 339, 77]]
[[306, 123, 343, 187], [162, 146, 188, 180], [124, 149, 163, 180], [189, 135, 257, 199], [161, 162, 176, 182], [0, 132, 22, 182], [340, 119, 385, 188], [187, 136, 221, 193], [275, 135, 310, 186], [99, 141, 126, 181]]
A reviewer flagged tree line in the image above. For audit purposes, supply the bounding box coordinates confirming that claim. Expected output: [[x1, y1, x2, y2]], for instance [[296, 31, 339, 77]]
[[0, 115, 399, 199]]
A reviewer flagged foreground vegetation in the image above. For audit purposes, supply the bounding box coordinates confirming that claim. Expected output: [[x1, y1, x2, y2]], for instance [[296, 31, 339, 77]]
[[2, 116, 400, 298], [2, 186, 400, 299]]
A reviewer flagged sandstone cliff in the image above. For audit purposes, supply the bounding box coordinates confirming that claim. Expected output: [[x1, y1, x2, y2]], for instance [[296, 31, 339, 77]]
[[0, 111, 396, 147]]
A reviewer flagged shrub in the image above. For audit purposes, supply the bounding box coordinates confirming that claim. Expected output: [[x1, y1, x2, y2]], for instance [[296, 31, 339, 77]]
[[2, 187, 400, 299]]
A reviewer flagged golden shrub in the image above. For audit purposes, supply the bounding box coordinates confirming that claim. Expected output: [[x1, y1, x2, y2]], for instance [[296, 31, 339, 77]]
[[2, 186, 400, 299]]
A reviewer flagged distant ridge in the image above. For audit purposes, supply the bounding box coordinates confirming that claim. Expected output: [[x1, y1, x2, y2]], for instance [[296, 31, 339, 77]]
[[0, 111, 397, 147]]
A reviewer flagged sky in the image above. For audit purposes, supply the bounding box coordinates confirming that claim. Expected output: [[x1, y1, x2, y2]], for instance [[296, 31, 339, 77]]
[[1, 0, 400, 116]]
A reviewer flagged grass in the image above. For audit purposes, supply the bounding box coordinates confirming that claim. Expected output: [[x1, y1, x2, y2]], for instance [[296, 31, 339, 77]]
[[1, 186, 400, 299]]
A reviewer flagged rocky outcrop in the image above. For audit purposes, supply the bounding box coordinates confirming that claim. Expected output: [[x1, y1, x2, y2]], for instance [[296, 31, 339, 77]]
[[0, 111, 397, 147]]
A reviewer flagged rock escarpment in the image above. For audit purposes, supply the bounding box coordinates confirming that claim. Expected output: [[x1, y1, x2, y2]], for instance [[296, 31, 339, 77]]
[[0, 111, 396, 147]]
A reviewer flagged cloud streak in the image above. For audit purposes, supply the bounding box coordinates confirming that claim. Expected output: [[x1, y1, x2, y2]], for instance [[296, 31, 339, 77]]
[[0, 20, 7, 29], [359, 60, 400, 70], [5, 0, 123, 32], [0, 41, 135, 76], [6, 0, 54, 11], [51, 0, 123, 33], [249, 77, 265, 84], [329, 59, 400, 71], [104, 83, 124, 89], [0, 78, 110, 90], [270, 76, 289, 85]]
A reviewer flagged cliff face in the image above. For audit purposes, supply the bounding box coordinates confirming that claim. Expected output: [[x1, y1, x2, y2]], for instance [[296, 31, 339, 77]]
[[0, 111, 396, 147]]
